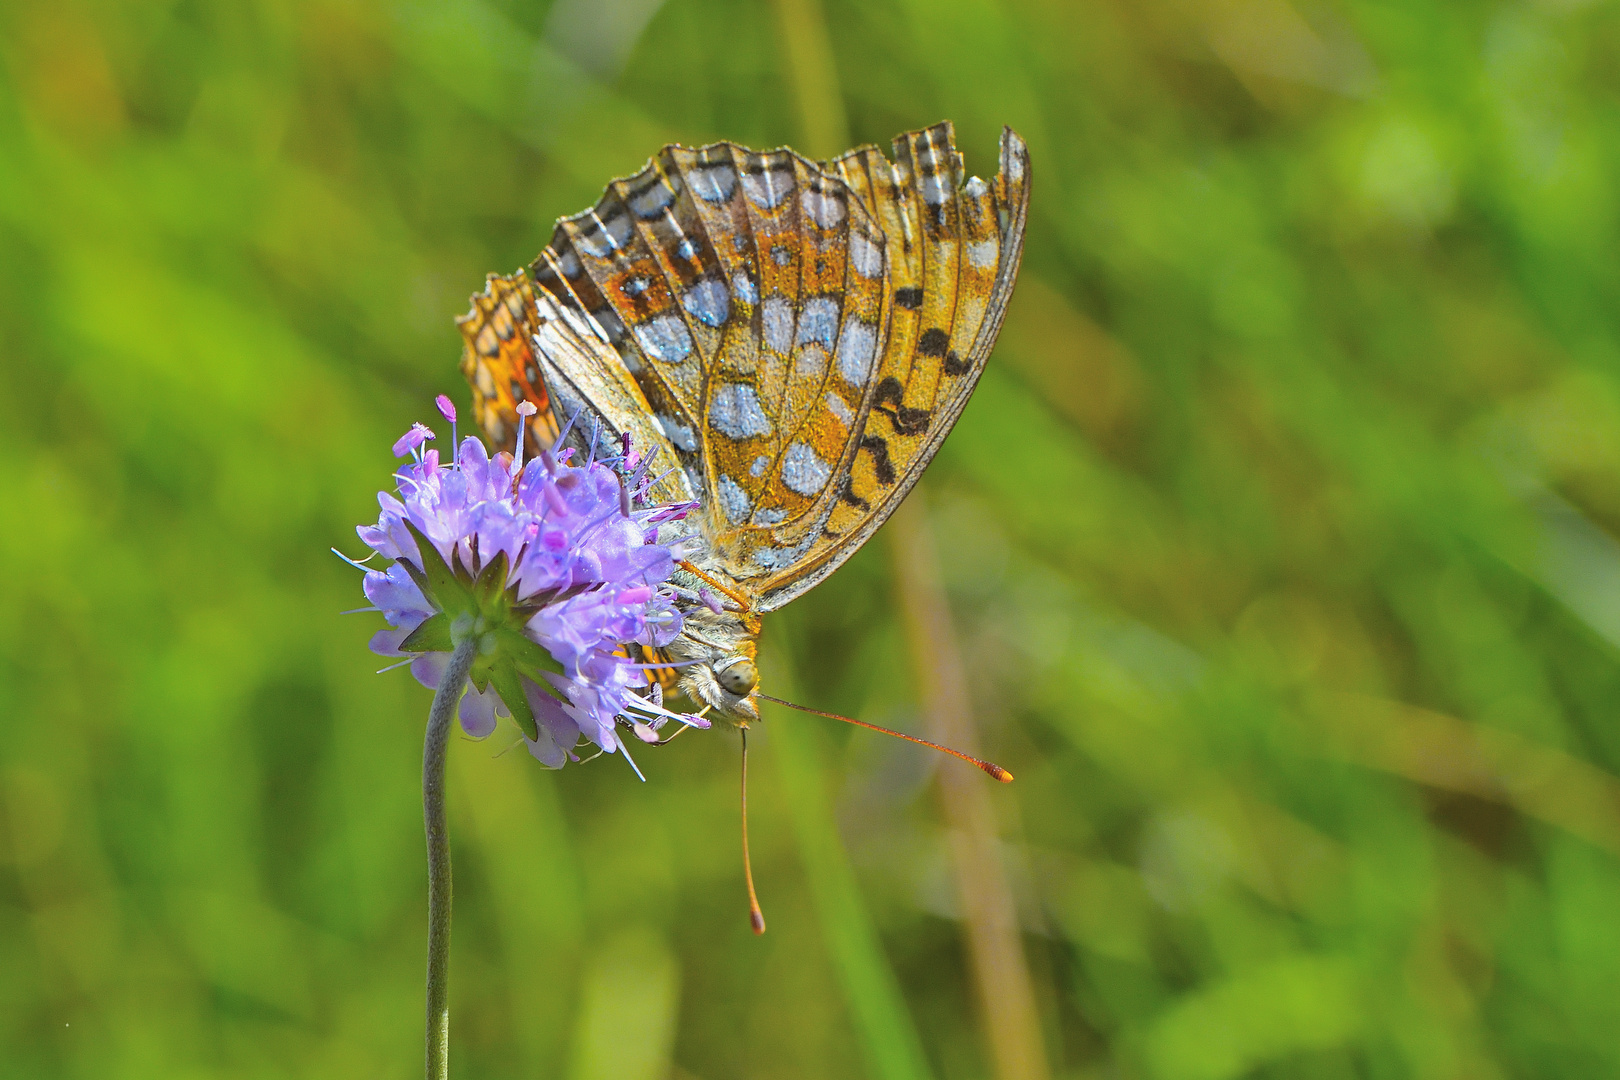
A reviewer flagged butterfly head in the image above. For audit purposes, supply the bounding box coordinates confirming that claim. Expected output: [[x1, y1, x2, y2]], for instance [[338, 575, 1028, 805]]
[[667, 603, 762, 724]]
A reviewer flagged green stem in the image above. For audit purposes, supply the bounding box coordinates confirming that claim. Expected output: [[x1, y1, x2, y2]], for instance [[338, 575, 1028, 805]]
[[425, 633, 479, 1080]]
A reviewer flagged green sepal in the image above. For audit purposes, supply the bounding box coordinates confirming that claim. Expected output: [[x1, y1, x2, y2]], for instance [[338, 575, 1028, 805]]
[[472, 550, 510, 612], [402, 519, 474, 617], [494, 626, 561, 678], [399, 612, 452, 653], [488, 658, 539, 741]]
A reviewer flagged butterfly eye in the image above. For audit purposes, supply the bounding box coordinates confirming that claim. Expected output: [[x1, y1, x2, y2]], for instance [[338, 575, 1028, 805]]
[[714, 656, 758, 696]]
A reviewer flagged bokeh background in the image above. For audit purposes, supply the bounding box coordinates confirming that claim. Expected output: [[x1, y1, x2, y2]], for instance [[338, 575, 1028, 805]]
[[6, 0, 1620, 1077]]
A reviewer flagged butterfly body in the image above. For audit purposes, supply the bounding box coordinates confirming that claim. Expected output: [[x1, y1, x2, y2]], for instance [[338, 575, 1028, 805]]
[[661, 583, 761, 724], [460, 122, 1030, 725]]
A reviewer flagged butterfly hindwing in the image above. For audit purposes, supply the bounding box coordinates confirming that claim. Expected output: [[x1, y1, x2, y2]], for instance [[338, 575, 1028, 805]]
[[528, 142, 895, 576], [461, 123, 1029, 615], [689, 147, 891, 575], [745, 122, 1031, 610]]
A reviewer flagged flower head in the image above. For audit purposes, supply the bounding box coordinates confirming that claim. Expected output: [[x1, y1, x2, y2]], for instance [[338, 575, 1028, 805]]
[[348, 405, 707, 770]]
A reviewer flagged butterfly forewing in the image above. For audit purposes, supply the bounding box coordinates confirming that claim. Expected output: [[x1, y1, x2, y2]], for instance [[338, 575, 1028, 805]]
[[458, 273, 561, 456]]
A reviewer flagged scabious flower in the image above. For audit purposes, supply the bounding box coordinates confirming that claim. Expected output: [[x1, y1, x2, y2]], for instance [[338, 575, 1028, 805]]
[[346, 403, 707, 772]]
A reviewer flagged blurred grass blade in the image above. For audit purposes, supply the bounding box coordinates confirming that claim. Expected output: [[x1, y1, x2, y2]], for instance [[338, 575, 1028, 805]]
[[1316, 692, 1620, 856], [1523, 488, 1620, 650], [771, 0, 848, 158], [889, 492, 1051, 1080], [452, 741, 586, 1070], [762, 636, 936, 1080], [567, 926, 680, 1080]]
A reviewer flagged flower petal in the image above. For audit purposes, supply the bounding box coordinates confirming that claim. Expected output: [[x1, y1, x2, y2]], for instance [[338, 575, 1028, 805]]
[[459, 683, 499, 738], [527, 725, 568, 768], [412, 651, 449, 689], [369, 622, 423, 656]]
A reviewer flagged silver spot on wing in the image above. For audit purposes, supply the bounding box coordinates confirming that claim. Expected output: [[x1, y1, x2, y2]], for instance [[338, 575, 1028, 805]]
[[691, 163, 737, 203], [709, 383, 772, 441], [753, 532, 818, 569], [577, 210, 632, 257], [849, 232, 882, 279], [794, 343, 827, 379], [633, 316, 693, 363], [743, 166, 793, 209], [835, 318, 877, 385], [966, 239, 997, 269], [825, 390, 853, 426], [796, 297, 838, 349], [682, 279, 731, 328], [781, 440, 831, 496], [718, 474, 752, 524], [657, 413, 698, 453], [762, 298, 793, 355], [628, 178, 677, 219], [801, 189, 845, 229]]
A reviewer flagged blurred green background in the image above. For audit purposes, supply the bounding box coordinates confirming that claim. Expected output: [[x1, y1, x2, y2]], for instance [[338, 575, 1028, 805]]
[[6, 0, 1620, 1077]]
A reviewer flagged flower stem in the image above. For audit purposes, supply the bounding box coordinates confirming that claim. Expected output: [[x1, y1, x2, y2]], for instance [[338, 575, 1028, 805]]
[[425, 632, 478, 1080]]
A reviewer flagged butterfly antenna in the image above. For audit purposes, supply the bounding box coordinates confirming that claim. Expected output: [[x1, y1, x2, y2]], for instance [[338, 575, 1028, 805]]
[[755, 693, 1014, 782], [741, 728, 766, 934]]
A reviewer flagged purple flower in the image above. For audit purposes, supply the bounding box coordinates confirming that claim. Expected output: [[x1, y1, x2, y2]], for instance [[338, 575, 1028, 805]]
[[347, 406, 708, 772]]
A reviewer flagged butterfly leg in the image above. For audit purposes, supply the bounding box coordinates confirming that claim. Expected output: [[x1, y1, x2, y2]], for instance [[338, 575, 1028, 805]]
[[677, 560, 755, 613]]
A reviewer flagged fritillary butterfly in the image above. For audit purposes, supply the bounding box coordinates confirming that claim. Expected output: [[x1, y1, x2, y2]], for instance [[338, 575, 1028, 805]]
[[460, 121, 1030, 725]]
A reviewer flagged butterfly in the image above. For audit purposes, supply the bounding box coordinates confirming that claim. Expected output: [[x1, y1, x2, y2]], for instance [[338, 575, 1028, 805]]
[[459, 121, 1029, 730]]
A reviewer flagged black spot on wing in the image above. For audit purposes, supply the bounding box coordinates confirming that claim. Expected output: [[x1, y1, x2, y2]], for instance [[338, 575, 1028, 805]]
[[871, 376, 930, 435], [874, 376, 904, 408], [917, 328, 950, 356], [888, 407, 931, 436], [839, 473, 870, 510], [860, 434, 896, 486], [894, 287, 923, 309]]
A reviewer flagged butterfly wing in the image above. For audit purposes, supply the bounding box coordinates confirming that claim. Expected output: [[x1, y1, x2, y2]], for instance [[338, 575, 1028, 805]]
[[459, 271, 692, 506], [462, 123, 1029, 612], [457, 272, 561, 455], [527, 140, 891, 579], [750, 123, 1031, 610]]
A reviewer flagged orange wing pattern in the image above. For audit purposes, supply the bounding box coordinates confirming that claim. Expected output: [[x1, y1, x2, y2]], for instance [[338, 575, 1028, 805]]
[[751, 123, 1030, 609], [458, 272, 560, 455], [525, 141, 891, 565], [459, 122, 1030, 613]]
